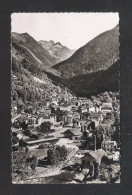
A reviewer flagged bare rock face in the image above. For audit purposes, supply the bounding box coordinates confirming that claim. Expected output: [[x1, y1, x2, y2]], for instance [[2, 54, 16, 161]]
[[53, 25, 119, 79], [39, 40, 75, 64]]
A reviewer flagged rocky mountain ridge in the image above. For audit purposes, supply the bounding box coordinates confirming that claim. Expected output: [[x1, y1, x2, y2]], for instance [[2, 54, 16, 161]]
[[39, 40, 75, 64]]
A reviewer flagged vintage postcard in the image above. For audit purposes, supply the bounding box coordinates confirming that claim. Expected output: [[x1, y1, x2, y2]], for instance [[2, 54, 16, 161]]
[[11, 13, 120, 184]]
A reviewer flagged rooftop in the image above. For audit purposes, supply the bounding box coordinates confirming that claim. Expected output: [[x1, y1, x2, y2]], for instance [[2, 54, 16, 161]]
[[82, 149, 106, 162], [25, 137, 58, 144], [63, 128, 82, 136], [11, 127, 20, 133]]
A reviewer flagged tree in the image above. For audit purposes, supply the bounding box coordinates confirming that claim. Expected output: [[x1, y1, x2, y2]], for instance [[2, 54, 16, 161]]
[[47, 145, 68, 165], [28, 155, 38, 171], [103, 112, 115, 125], [12, 90, 18, 101], [55, 148, 60, 163], [91, 121, 95, 130], [55, 108, 63, 122], [55, 145, 62, 160], [24, 107, 33, 114], [50, 106, 55, 114], [111, 114, 120, 146], [55, 145, 67, 161], [83, 131, 89, 139], [12, 151, 27, 172], [12, 136, 19, 145], [40, 122, 52, 133], [17, 99, 25, 113], [61, 145, 67, 160], [21, 121, 28, 130], [47, 148, 57, 165]]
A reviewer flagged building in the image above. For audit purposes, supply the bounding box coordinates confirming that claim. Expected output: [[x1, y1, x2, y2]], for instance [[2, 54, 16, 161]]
[[11, 127, 20, 136], [80, 121, 89, 132], [50, 113, 57, 122], [81, 149, 106, 166], [28, 116, 38, 125], [62, 114, 74, 127], [67, 115, 73, 125], [58, 85, 61, 93], [101, 141, 117, 152], [12, 106, 17, 113], [59, 105, 71, 111], [41, 114, 56, 124], [96, 124, 112, 141], [40, 108, 51, 116], [89, 113, 103, 127], [12, 114, 22, 124], [17, 132, 29, 140], [88, 106, 100, 113], [80, 106, 88, 113], [63, 86, 68, 102], [73, 119, 81, 128], [62, 128, 82, 140], [12, 75, 17, 80], [37, 117, 44, 126], [71, 105, 78, 112], [23, 137, 59, 146], [100, 103, 113, 114]]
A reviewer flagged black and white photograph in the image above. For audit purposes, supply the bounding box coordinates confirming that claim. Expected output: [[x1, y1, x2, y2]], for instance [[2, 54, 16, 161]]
[[11, 13, 120, 184]]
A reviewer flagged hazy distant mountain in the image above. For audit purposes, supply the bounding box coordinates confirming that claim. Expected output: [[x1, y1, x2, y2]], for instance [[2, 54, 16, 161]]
[[53, 25, 119, 79], [39, 40, 75, 64]]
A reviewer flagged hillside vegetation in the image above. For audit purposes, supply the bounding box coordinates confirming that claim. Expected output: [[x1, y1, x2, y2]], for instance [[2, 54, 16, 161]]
[[53, 25, 119, 79], [67, 61, 119, 97], [11, 33, 65, 110]]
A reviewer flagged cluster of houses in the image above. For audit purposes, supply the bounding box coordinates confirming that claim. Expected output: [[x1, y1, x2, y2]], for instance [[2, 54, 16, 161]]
[[12, 87, 120, 178]]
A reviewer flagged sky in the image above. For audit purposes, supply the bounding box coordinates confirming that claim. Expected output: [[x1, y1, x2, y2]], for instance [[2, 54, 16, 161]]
[[11, 13, 119, 50]]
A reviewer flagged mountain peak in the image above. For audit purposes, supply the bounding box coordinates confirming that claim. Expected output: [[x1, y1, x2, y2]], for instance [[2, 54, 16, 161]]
[[21, 32, 30, 37], [55, 42, 62, 46], [49, 40, 55, 44], [39, 40, 75, 64], [114, 24, 119, 31]]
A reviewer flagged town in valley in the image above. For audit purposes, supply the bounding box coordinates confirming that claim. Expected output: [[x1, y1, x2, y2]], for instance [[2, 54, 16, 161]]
[[11, 13, 120, 184], [12, 84, 120, 184]]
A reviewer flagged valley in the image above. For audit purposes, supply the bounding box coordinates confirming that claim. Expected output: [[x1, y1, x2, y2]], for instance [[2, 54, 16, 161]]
[[11, 23, 120, 184]]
